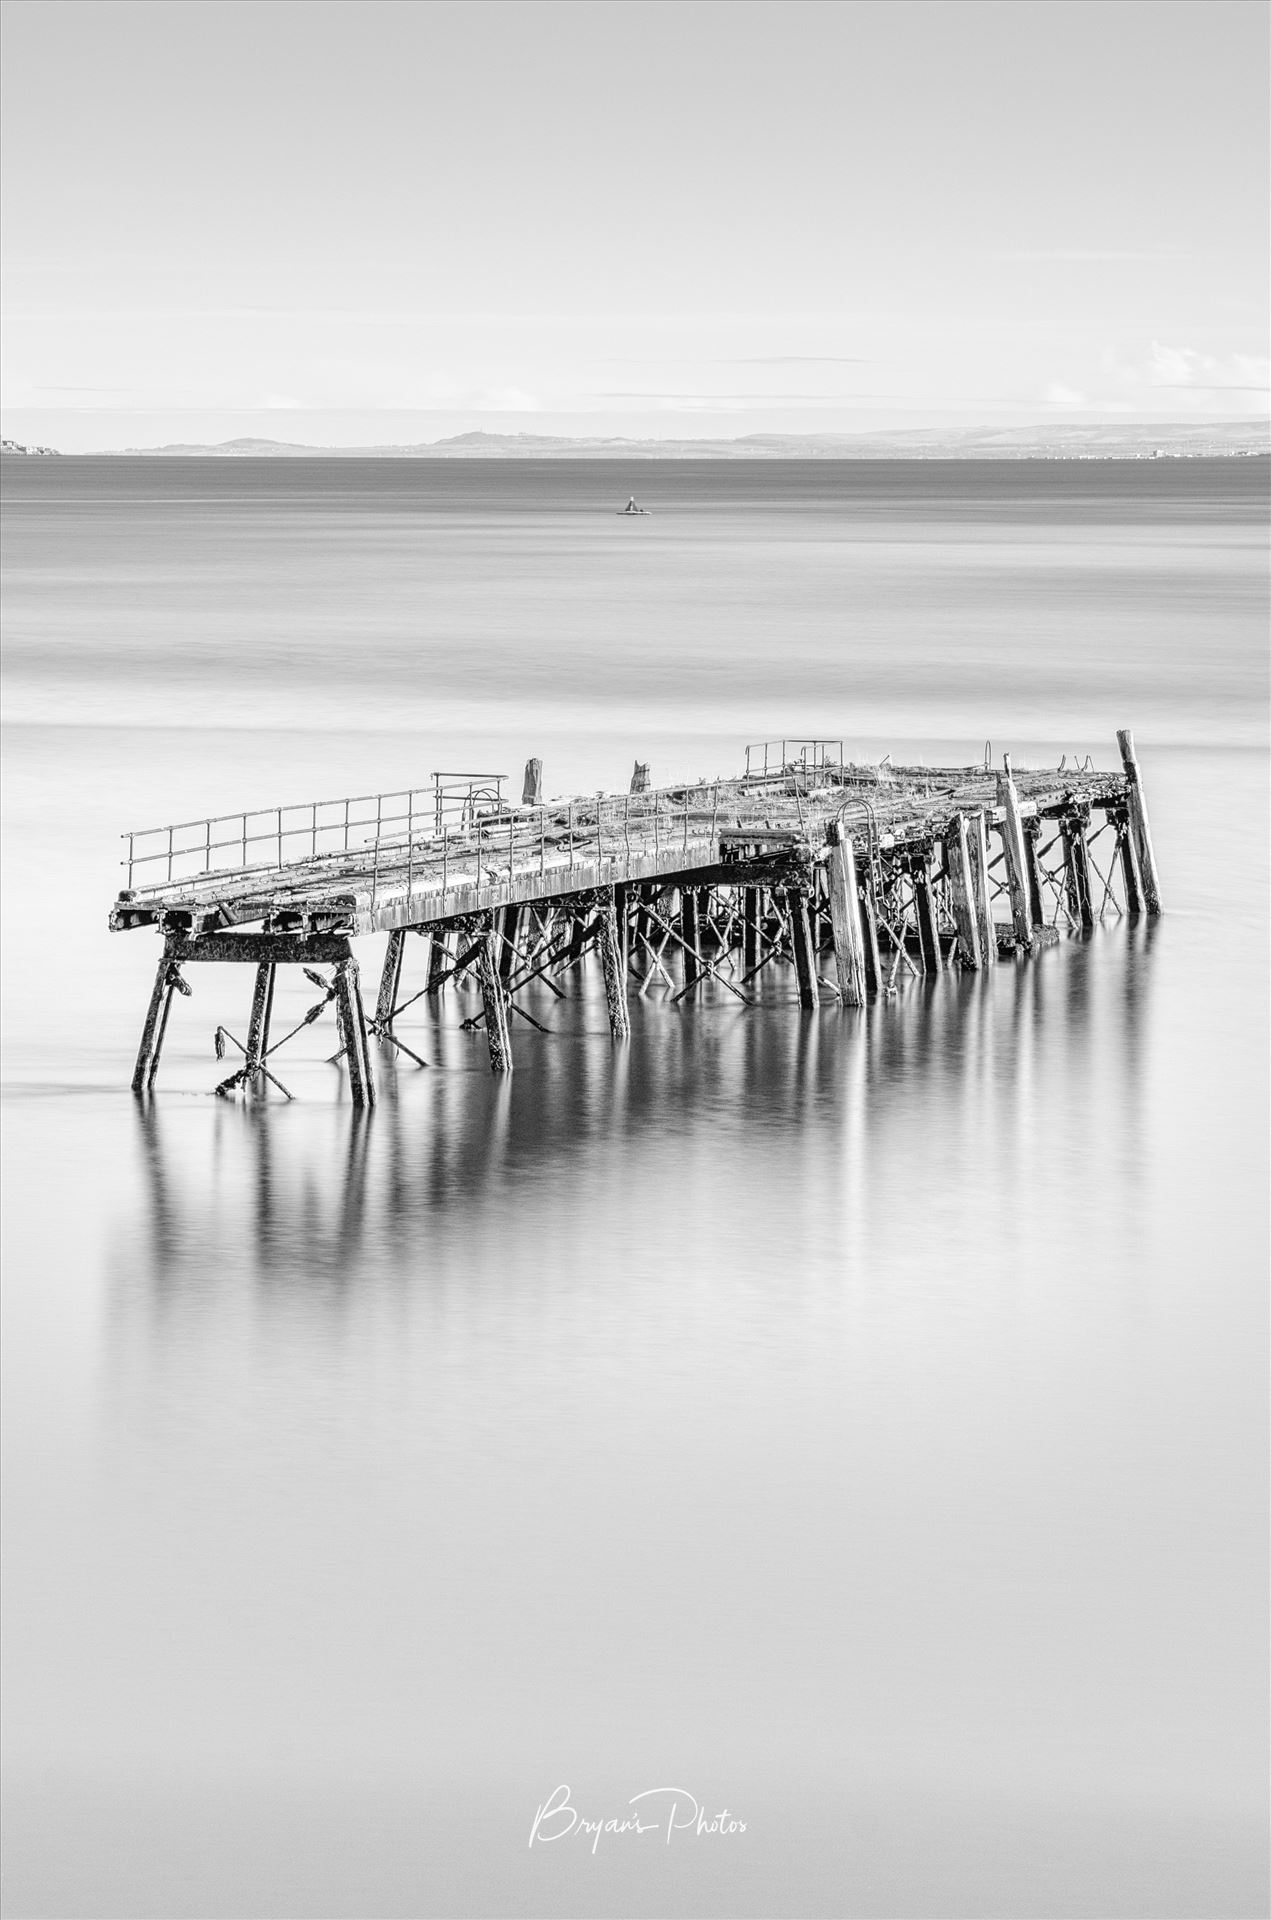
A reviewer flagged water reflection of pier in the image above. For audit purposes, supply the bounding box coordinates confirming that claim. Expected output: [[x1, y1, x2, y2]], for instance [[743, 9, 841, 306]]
[[120, 922, 1155, 1323]]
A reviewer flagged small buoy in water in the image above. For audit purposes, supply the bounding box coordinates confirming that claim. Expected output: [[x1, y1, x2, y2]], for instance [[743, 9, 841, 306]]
[[616, 495, 650, 515]]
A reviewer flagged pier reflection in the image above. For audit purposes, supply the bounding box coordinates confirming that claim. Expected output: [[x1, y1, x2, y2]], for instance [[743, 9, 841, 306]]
[[112, 925, 1154, 1341]]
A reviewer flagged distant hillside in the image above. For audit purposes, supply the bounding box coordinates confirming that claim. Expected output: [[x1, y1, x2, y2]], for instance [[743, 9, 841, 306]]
[[108, 421, 1271, 459]]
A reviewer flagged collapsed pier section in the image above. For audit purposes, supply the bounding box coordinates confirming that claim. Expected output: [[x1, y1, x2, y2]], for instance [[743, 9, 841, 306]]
[[111, 731, 1162, 1107]]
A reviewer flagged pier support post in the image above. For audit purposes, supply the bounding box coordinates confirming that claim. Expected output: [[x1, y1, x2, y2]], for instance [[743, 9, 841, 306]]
[[859, 869, 882, 994], [968, 811, 997, 965], [996, 758, 1035, 952], [427, 928, 452, 992], [1061, 813, 1095, 931], [827, 826, 867, 1005], [475, 928, 513, 1071], [913, 858, 944, 973], [743, 887, 761, 974], [786, 887, 818, 1009], [1116, 728, 1162, 913], [598, 894, 631, 1041], [245, 961, 277, 1088], [945, 815, 983, 969], [131, 954, 189, 1094], [612, 883, 629, 970], [522, 758, 543, 805], [334, 958, 376, 1108], [1024, 819, 1046, 931], [376, 930, 406, 1025], [498, 904, 521, 983], [1113, 808, 1144, 915], [681, 887, 702, 987]]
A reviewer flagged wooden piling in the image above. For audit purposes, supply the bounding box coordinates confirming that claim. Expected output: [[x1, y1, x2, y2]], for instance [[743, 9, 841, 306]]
[[630, 760, 650, 793], [598, 894, 631, 1040], [786, 888, 818, 1009], [743, 887, 761, 974], [827, 825, 867, 1005], [132, 958, 170, 1093], [334, 958, 376, 1108], [681, 887, 703, 986], [967, 810, 997, 967], [246, 961, 277, 1085], [475, 930, 513, 1071], [1114, 808, 1144, 915], [1061, 813, 1095, 931], [612, 883, 629, 970], [1116, 728, 1162, 914], [859, 869, 882, 994], [427, 928, 452, 991], [1024, 820, 1046, 931], [912, 859, 944, 973], [945, 815, 983, 969], [498, 904, 521, 983], [522, 758, 543, 805], [376, 930, 406, 1023], [996, 758, 1035, 951]]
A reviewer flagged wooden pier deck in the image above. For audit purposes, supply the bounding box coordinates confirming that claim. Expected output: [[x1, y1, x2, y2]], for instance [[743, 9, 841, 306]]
[[112, 732, 1161, 1107]]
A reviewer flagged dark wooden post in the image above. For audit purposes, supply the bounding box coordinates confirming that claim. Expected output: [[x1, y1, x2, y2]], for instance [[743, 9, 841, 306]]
[[1114, 808, 1144, 914], [995, 758, 1035, 951], [630, 760, 650, 793], [859, 868, 882, 994], [1116, 728, 1162, 913], [475, 929, 513, 1071], [1023, 819, 1045, 930], [786, 887, 817, 1008], [376, 930, 406, 1024], [598, 893, 631, 1040], [945, 815, 982, 969], [1061, 813, 1094, 930], [968, 810, 997, 966], [498, 903, 521, 982], [245, 960, 277, 1087], [743, 887, 761, 973], [681, 887, 702, 986], [427, 927, 452, 991], [912, 858, 943, 973], [612, 883, 629, 970], [522, 758, 543, 805], [131, 953, 188, 1093], [334, 957, 376, 1108], [827, 826, 867, 1005]]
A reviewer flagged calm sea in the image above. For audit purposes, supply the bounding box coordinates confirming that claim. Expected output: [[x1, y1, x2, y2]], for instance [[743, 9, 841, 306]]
[[2, 457, 1267, 1918]]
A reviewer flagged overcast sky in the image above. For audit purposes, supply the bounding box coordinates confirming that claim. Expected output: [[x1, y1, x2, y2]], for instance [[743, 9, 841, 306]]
[[2, 0, 1267, 448]]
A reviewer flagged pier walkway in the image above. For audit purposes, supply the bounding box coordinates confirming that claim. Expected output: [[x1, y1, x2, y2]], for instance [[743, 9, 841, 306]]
[[112, 732, 1161, 1107]]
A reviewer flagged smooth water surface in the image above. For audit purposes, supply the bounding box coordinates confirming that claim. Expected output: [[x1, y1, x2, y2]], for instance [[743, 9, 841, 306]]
[[2, 459, 1267, 1917]]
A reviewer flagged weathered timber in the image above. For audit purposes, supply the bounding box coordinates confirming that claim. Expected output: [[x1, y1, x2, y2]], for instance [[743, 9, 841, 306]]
[[945, 815, 983, 969], [1113, 809, 1144, 915], [245, 962, 276, 1086], [681, 887, 703, 987], [786, 888, 818, 1009], [598, 894, 631, 1041], [826, 825, 867, 1005], [474, 930, 512, 1071], [333, 958, 375, 1108], [1061, 814, 1095, 931], [743, 887, 761, 974], [859, 870, 882, 994], [1116, 729, 1162, 914], [1023, 819, 1046, 931], [113, 737, 1158, 1101], [377, 930, 406, 1023], [996, 759, 1035, 951], [912, 860, 944, 974], [522, 758, 543, 805], [967, 811, 997, 968]]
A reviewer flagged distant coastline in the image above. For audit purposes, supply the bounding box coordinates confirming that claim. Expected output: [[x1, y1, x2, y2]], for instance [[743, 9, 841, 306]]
[[4, 423, 1268, 461]]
